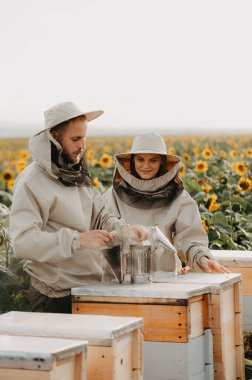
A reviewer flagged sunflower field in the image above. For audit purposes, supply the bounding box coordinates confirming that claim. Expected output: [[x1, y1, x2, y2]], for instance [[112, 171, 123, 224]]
[[0, 134, 252, 252], [0, 134, 252, 370]]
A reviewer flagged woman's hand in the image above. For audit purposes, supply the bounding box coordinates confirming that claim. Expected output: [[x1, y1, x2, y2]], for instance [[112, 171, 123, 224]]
[[79, 230, 113, 249], [120, 225, 149, 242], [198, 256, 230, 274]]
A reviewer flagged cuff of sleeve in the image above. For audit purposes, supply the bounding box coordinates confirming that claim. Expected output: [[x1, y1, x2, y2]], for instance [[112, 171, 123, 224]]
[[111, 220, 129, 232], [72, 231, 81, 250], [192, 250, 216, 271]]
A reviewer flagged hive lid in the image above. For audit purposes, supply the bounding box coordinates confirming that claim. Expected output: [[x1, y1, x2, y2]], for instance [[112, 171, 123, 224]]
[[72, 281, 211, 299], [211, 250, 252, 267], [0, 312, 143, 347], [0, 335, 87, 370], [151, 272, 241, 293]]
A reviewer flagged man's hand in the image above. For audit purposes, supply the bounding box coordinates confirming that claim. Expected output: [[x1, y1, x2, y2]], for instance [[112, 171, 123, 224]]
[[79, 230, 113, 249], [198, 256, 230, 274]]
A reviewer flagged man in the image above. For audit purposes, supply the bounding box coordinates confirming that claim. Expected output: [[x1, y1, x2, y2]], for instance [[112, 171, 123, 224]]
[[9, 101, 147, 313]]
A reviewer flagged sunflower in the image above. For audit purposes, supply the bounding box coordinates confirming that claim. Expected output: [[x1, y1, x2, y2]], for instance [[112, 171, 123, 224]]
[[230, 149, 238, 159], [195, 160, 208, 173], [202, 148, 213, 160], [201, 219, 209, 232], [93, 177, 100, 189], [238, 176, 252, 192], [193, 147, 201, 157], [234, 161, 247, 176], [235, 187, 242, 193], [245, 148, 252, 158], [1, 169, 15, 183], [179, 163, 186, 176], [99, 153, 113, 167], [209, 203, 220, 212], [168, 147, 176, 155], [86, 149, 95, 160], [15, 159, 27, 173], [91, 159, 99, 167], [208, 194, 220, 213], [198, 178, 207, 185], [219, 177, 227, 185], [103, 145, 112, 153], [211, 194, 218, 202], [219, 150, 227, 159], [18, 150, 30, 160], [7, 180, 14, 191], [202, 185, 212, 193], [182, 153, 191, 163]]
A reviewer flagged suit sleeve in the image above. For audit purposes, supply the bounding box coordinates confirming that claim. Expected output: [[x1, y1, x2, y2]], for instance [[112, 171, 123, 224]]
[[173, 191, 215, 270], [10, 183, 80, 264]]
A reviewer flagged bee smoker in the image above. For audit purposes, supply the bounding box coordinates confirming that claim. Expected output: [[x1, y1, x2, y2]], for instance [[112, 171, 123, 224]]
[[101, 226, 177, 284]]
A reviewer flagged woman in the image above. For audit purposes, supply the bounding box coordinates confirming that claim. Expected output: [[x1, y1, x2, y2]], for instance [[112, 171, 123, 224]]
[[103, 132, 228, 273]]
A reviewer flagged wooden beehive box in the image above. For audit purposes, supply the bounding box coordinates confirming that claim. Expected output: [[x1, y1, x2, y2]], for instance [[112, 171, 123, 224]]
[[212, 249, 252, 332], [153, 272, 244, 380], [0, 334, 87, 380], [0, 312, 143, 380], [72, 282, 213, 379]]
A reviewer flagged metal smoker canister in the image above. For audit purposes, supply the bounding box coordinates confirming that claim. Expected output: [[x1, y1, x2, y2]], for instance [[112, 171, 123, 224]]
[[130, 243, 152, 284]]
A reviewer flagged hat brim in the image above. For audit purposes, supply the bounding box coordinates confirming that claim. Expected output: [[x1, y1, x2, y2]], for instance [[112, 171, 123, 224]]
[[84, 110, 104, 122], [47, 109, 104, 129], [115, 151, 181, 163], [116, 151, 168, 159], [36, 109, 104, 136]]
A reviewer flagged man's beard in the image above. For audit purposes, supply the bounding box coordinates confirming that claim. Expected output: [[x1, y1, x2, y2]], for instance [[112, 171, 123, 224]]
[[62, 150, 83, 164]]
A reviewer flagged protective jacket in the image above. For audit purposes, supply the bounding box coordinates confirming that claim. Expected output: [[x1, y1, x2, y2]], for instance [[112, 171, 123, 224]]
[[103, 152, 215, 272], [10, 130, 124, 296]]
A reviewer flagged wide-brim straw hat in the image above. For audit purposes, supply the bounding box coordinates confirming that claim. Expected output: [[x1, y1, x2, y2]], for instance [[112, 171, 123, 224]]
[[36, 101, 103, 135]]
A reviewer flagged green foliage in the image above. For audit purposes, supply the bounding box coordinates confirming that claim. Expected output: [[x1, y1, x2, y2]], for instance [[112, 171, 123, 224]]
[[0, 262, 30, 313], [244, 331, 252, 379], [0, 209, 31, 314], [0, 190, 13, 208], [180, 151, 252, 250], [244, 331, 252, 359]]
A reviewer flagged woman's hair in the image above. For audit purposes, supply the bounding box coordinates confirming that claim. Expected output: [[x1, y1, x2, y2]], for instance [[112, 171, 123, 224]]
[[130, 154, 167, 179]]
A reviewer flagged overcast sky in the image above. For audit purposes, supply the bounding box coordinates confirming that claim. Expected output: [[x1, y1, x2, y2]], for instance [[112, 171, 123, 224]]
[[0, 0, 252, 136]]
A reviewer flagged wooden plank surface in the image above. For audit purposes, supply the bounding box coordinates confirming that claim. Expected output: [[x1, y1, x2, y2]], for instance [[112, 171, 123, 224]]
[[132, 328, 143, 380], [209, 286, 244, 380], [73, 295, 188, 305], [0, 368, 51, 380], [224, 268, 252, 296], [87, 331, 143, 380], [73, 302, 189, 342], [74, 298, 205, 343]]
